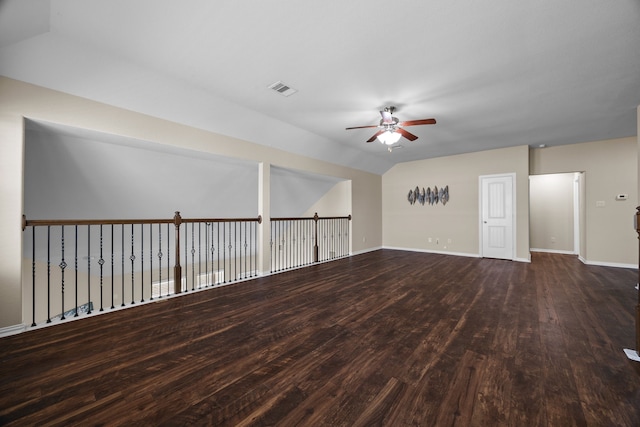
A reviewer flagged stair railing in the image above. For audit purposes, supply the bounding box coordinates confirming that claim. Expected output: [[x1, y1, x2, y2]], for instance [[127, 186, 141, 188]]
[[22, 212, 261, 327]]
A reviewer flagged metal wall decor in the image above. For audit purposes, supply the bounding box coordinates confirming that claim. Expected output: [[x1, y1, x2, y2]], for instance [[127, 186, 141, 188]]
[[407, 185, 449, 206]]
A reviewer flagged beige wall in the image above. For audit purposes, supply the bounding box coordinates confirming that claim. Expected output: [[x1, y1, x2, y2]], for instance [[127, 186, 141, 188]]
[[382, 145, 530, 261], [0, 76, 382, 329], [530, 137, 637, 266], [303, 180, 352, 218]]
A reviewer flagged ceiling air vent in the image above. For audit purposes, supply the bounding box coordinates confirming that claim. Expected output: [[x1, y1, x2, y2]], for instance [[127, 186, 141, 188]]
[[268, 81, 298, 97]]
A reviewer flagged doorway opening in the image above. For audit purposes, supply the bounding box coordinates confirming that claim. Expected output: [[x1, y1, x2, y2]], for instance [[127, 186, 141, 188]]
[[529, 172, 584, 258]]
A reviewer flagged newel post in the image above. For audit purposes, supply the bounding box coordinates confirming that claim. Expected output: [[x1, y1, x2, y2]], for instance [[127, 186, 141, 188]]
[[313, 212, 319, 263], [173, 211, 182, 294]]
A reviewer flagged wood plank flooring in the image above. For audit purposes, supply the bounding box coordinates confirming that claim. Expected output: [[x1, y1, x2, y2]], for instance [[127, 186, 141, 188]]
[[1, 250, 639, 426]]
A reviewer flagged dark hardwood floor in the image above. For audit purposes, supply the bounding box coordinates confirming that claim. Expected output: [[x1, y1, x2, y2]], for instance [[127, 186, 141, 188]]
[[1, 250, 639, 426]]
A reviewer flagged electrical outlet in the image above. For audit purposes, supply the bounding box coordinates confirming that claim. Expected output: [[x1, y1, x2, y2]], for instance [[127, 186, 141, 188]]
[[447, 238, 452, 244], [428, 237, 432, 243]]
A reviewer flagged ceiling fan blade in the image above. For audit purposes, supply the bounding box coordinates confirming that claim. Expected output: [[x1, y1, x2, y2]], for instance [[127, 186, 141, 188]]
[[367, 130, 385, 143], [398, 118, 437, 127], [346, 125, 379, 130], [397, 128, 418, 141]]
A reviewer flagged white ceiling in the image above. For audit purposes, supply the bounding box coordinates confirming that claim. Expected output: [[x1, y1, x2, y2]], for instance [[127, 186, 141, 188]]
[[2, 0, 639, 175]]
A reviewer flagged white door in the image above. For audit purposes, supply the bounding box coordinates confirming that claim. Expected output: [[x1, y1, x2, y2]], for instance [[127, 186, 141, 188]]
[[480, 174, 514, 260]]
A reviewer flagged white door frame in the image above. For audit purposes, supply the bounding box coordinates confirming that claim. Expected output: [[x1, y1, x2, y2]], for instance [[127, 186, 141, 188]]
[[479, 173, 516, 260]]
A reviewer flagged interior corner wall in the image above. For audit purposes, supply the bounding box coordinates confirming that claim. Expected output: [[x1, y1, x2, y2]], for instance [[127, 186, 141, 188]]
[[302, 180, 351, 218], [0, 76, 382, 329], [382, 145, 530, 261], [530, 137, 638, 266]]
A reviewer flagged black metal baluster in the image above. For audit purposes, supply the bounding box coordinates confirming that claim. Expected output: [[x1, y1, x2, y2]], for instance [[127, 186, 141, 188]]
[[158, 223, 163, 298], [299, 221, 302, 266], [292, 221, 296, 268], [31, 227, 36, 327], [166, 223, 170, 297], [331, 219, 335, 259], [59, 226, 66, 320], [279, 220, 282, 271], [111, 225, 115, 309], [121, 225, 125, 306], [75, 226, 79, 316], [288, 220, 291, 269], [46, 226, 51, 323], [270, 222, 274, 273], [225, 222, 230, 283], [185, 223, 190, 291], [252, 221, 255, 276], [235, 221, 238, 281], [87, 225, 92, 314], [98, 225, 104, 311], [140, 224, 144, 302], [274, 221, 278, 272], [302, 221, 306, 265], [130, 224, 135, 304], [279, 221, 283, 271], [191, 223, 195, 291], [308, 220, 312, 264], [299, 220, 302, 266], [217, 222, 221, 283], [338, 219, 342, 257], [197, 222, 202, 289], [204, 222, 209, 287], [214, 222, 218, 285], [278, 220, 281, 271], [150, 224, 154, 301]]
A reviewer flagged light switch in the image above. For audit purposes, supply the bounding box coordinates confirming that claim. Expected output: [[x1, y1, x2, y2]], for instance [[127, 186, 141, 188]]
[[596, 201, 605, 207]]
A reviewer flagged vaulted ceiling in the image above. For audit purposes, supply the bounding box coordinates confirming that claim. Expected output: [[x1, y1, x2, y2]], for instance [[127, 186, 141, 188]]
[[1, 0, 639, 175]]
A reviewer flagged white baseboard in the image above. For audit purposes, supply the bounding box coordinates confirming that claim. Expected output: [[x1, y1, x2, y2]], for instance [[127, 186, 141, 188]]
[[351, 246, 383, 256], [383, 246, 480, 259], [530, 248, 576, 255], [531, 250, 636, 269], [384, 246, 534, 263], [0, 323, 26, 338], [580, 259, 637, 269]]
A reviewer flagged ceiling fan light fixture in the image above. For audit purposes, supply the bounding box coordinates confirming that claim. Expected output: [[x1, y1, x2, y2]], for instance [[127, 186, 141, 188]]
[[378, 130, 402, 145]]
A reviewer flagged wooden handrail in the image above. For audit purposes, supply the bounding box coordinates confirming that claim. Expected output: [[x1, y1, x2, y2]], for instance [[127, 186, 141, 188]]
[[270, 214, 351, 221], [22, 214, 262, 230]]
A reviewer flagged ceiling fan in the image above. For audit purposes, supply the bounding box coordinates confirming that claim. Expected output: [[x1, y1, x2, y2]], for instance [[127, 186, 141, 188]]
[[346, 106, 436, 145]]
